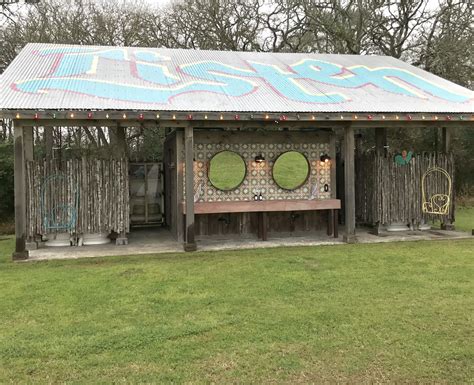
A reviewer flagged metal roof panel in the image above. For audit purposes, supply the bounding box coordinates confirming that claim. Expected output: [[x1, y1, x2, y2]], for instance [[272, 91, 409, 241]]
[[1, 43, 473, 113]]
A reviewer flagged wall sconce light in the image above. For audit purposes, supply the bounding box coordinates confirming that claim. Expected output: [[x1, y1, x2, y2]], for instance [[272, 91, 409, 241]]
[[255, 154, 265, 163], [320, 154, 331, 165]]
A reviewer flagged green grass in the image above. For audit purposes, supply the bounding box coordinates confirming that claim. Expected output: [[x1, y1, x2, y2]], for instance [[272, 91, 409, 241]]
[[0, 236, 473, 383], [456, 205, 474, 232]]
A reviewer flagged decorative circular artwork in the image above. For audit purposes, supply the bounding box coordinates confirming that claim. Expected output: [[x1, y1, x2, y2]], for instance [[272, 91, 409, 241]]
[[272, 151, 310, 190], [208, 150, 246, 191]]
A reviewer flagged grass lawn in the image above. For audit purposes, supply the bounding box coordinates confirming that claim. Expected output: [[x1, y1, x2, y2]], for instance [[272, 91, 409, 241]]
[[0, 235, 473, 383], [456, 205, 474, 232]]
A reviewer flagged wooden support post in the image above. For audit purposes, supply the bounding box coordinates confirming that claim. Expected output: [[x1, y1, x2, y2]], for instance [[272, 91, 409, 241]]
[[261, 212, 268, 241], [184, 125, 197, 251], [13, 124, 29, 260], [327, 210, 333, 236], [375, 127, 387, 157], [441, 127, 451, 154], [45, 126, 53, 159], [343, 124, 357, 243], [374, 127, 387, 235], [176, 130, 185, 242], [441, 127, 455, 230], [23, 127, 37, 250], [114, 125, 129, 244]]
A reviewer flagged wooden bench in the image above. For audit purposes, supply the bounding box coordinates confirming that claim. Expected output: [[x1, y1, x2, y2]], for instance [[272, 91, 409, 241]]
[[186, 199, 341, 241]]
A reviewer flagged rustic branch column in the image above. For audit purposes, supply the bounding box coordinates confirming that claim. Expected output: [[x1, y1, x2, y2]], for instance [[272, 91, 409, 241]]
[[343, 124, 357, 243], [441, 126, 455, 230], [184, 125, 197, 251], [13, 124, 30, 260]]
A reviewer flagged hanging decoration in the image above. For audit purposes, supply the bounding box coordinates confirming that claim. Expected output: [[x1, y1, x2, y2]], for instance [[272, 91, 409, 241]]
[[40, 173, 79, 232], [421, 167, 452, 215], [394, 150, 413, 165]]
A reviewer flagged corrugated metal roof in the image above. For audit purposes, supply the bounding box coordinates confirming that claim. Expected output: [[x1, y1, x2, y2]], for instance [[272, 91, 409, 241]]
[[1, 43, 473, 113]]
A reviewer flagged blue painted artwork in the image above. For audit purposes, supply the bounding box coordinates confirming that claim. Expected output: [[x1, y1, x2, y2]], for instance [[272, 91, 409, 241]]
[[13, 47, 471, 105]]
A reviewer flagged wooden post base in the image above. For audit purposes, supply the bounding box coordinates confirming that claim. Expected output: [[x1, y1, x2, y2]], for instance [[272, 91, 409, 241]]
[[441, 223, 455, 231], [25, 241, 38, 250], [115, 237, 129, 245], [12, 251, 29, 261], [343, 234, 357, 244], [184, 242, 197, 252]]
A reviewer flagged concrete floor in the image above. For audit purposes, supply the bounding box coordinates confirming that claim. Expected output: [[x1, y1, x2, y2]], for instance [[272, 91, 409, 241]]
[[26, 226, 473, 261]]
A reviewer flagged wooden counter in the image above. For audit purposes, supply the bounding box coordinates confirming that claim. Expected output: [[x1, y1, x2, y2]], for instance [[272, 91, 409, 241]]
[[193, 199, 340, 214], [184, 199, 340, 241]]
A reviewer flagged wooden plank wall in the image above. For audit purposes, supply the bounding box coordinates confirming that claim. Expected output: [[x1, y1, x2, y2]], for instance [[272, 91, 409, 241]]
[[355, 152, 455, 226], [26, 158, 129, 238]]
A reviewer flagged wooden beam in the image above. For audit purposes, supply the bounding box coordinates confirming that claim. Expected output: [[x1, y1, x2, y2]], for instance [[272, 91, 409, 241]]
[[12, 117, 473, 130], [343, 124, 357, 243], [184, 125, 196, 251], [6, 110, 471, 124], [13, 124, 28, 260]]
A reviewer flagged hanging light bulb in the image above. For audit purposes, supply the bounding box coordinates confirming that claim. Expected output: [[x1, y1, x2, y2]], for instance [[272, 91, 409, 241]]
[[382, 115, 386, 120], [265, 114, 269, 119], [34, 113, 39, 120], [138, 113, 144, 120], [220, 114, 224, 120], [87, 112, 93, 119], [122, 113, 127, 119], [235, 114, 240, 120], [172, 114, 176, 120], [70, 112, 75, 118], [311, 115, 316, 120], [15, 113, 20, 119], [106, 113, 110, 119], [204, 114, 208, 120], [156, 113, 160, 119]]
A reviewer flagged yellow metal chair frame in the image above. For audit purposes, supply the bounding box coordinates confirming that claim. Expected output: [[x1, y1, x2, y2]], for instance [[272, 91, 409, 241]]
[[421, 167, 452, 215]]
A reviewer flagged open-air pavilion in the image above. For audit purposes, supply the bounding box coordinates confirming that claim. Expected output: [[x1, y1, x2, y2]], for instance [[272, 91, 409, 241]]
[[0, 43, 473, 260]]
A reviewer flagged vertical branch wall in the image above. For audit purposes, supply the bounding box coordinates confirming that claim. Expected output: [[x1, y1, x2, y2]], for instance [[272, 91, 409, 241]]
[[26, 158, 129, 238], [356, 152, 455, 226]]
